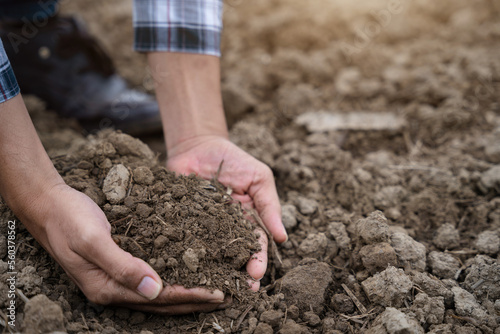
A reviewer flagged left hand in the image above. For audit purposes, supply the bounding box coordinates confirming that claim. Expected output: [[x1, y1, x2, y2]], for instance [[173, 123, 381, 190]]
[[166, 135, 287, 290]]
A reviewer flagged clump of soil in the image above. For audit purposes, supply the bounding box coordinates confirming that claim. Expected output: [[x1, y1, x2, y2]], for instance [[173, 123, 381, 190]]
[[56, 130, 260, 294]]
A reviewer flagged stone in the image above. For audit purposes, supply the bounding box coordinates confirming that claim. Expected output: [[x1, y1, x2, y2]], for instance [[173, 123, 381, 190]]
[[452, 287, 489, 323], [361, 266, 412, 307], [254, 322, 273, 334], [359, 242, 398, 274], [330, 294, 355, 314], [182, 248, 199, 272], [428, 251, 460, 279], [373, 186, 408, 210], [282, 204, 298, 230], [297, 196, 319, 215], [478, 165, 500, 193], [433, 223, 460, 250], [474, 230, 500, 255], [328, 222, 351, 250], [22, 294, 65, 333], [297, 233, 328, 258], [259, 310, 284, 328], [367, 307, 424, 334], [464, 255, 500, 301], [390, 232, 427, 271], [281, 260, 333, 313], [302, 311, 321, 327], [133, 167, 154, 185], [356, 211, 389, 245], [103, 164, 130, 204], [410, 293, 445, 326]]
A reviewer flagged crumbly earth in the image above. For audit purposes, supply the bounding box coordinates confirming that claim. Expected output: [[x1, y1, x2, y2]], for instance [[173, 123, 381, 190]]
[[1, 0, 500, 333]]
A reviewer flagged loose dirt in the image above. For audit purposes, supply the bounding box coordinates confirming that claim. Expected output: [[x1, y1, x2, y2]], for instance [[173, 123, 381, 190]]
[[1, 0, 500, 333]]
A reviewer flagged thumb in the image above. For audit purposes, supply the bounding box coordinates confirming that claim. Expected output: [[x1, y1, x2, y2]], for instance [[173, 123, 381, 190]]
[[85, 234, 163, 301]]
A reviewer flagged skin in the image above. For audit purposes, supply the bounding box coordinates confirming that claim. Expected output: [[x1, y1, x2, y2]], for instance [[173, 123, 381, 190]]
[[0, 53, 287, 314]]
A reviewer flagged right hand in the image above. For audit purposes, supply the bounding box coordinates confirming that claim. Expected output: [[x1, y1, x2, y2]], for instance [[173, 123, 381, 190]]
[[21, 183, 225, 314]]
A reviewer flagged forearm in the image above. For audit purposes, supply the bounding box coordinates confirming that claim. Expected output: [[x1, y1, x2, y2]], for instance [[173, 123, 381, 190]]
[[0, 95, 63, 220], [148, 53, 228, 153]]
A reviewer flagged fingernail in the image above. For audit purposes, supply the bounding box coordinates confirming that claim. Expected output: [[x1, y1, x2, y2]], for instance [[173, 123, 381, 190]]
[[137, 276, 162, 300]]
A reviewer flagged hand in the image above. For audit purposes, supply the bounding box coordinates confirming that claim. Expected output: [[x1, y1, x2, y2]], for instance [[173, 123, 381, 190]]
[[166, 135, 288, 290], [22, 183, 225, 314]]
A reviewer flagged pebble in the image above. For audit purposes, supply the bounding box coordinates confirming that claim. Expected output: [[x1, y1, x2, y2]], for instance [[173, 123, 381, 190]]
[[428, 251, 460, 279], [368, 307, 424, 334], [297, 233, 328, 258], [282, 204, 298, 230], [474, 230, 500, 255], [22, 295, 65, 333], [359, 242, 398, 274], [297, 196, 319, 215], [390, 232, 427, 271], [361, 266, 412, 307], [103, 164, 130, 204], [328, 222, 351, 250], [182, 248, 199, 272], [433, 223, 460, 250], [356, 211, 390, 244], [281, 259, 333, 313]]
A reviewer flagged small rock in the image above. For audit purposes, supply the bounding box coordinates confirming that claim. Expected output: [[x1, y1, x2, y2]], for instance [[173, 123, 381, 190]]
[[428, 252, 460, 279], [356, 211, 389, 245], [22, 295, 65, 333], [282, 204, 298, 230], [303, 311, 321, 327], [103, 164, 130, 204], [478, 165, 500, 193], [281, 260, 333, 313], [410, 293, 445, 326], [278, 320, 308, 334], [297, 233, 328, 258], [361, 266, 412, 307], [359, 242, 398, 274], [331, 293, 355, 314], [390, 232, 426, 271], [452, 287, 489, 323], [297, 196, 319, 215], [136, 203, 153, 218], [259, 310, 284, 328], [433, 223, 460, 250], [368, 307, 424, 334], [133, 167, 155, 185], [464, 255, 500, 301], [373, 186, 408, 210], [182, 248, 199, 272], [107, 132, 155, 160], [254, 322, 274, 334], [328, 222, 351, 250], [474, 230, 500, 255]]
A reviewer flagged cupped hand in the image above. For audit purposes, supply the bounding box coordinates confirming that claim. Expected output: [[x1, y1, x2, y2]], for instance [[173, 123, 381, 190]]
[[24, 183, 225, 314], [166, 135, 287, 290]]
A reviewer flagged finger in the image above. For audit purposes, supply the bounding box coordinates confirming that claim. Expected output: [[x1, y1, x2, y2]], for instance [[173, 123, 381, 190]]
[[78, 233, 163, 301], [123, 302, 222, 315], [246, 227, 268, 281], [156, 285, 225, 305], [247, 278, 261, 292], [248, 168, 288, 243]]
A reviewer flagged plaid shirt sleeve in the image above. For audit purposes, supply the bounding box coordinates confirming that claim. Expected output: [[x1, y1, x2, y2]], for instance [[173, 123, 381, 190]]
[[0, 40, 20, 104], [133, 0, 223, 57]]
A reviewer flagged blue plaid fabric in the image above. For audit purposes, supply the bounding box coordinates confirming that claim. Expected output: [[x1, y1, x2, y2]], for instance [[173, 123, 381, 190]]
[[0, 40, 20, 104], [133, 0, 223, 56]]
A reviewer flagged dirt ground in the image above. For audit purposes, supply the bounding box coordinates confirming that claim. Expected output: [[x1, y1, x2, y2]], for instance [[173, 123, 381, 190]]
[[1, 0, 500, 333]]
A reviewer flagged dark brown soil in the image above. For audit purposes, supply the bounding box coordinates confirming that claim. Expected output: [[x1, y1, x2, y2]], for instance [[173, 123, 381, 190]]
[[1, 0, 500, 333]]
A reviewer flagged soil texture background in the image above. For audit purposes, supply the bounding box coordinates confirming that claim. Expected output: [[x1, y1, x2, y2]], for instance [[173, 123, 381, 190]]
[[1, 0, 500, 333]]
